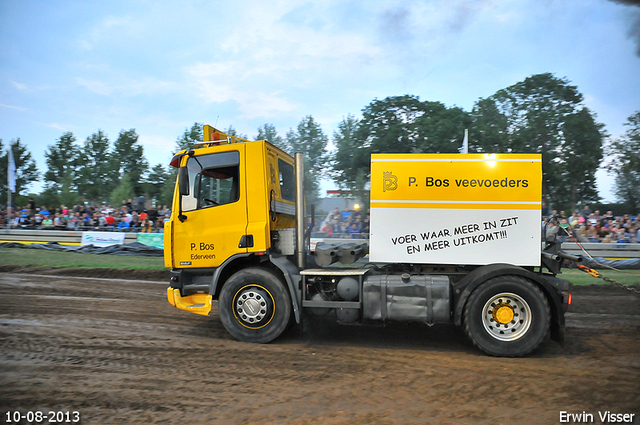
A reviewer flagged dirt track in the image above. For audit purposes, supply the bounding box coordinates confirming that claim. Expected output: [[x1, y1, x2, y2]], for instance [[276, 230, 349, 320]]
[[0, 272, 638, 425]]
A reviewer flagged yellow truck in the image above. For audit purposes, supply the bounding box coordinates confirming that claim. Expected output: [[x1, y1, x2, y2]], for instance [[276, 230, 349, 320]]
[[164, 125, 576, 356]]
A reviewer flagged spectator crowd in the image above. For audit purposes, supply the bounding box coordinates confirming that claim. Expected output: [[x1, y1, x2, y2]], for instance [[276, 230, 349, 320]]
[[543, 205, 639, 244], [313, 207, 370, 239], [1, 198, 170, 233], [2, 198, 638, 245]]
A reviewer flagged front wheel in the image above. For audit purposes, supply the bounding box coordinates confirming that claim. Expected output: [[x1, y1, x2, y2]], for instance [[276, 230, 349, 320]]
[[463, 275, 550, 357], [219, 268, 292, 344]]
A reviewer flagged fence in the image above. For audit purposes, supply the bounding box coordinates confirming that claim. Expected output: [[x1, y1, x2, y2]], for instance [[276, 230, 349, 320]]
[[2, 229, 638, 260]]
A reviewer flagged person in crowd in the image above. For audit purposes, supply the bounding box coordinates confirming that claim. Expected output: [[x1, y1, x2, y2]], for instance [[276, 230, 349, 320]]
[[604, 210, 614, 222], [141, 217, 153, 233], [41, 215, 54, 229], [97, 212, 107, 228], [147, 206, 158, 225], [586, 221, 598, 242], [596, 219, 610, 241], [320, 219, 334, 236], [81, 213, 91, 228], [628, 226, 638, 243], [545, 220, 559, 241], [34, 213, 44, 228], [105, 212, 115, 227], [27, 197, 36, 218], [338, 220, 349, 238], [53, 213, 66, 230], [117, 219, 130, 231], [361, 214, 370, 236], [349, 222, 361, 239], [558, 218, 572, 242], [341, 208, 352, 223], [130, 211, 140, 229], [576, 223, 589, 243]]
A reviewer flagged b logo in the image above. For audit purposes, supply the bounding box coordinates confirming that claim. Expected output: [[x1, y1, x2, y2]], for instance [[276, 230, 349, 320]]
[[383, 171, 398, 192]]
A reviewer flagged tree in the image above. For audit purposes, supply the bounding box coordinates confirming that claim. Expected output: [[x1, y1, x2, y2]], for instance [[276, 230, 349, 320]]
[[109, 173, 136, 207], [165, 124, 205, 207], [414, 101, 470, 153], [76, 130, 116, 204], [283, 116, 329, 207], [44, 132, 80, 192], [175, 122, 203, 151], [470, 98, 510, 152], [556, 108, 605, 212], [473, 73, 602, 210], [112, 129, 148, 196], [607, 111, 640, 212], [331, 114, 369, 197], [144, 163, 170, 202], [0, 139, 6, 204], [332, 96, 469, 200], [255, 124, 283, 148], [59, 169, 80, 208], [159, 169, 177, 207], [224, 125, 248, 140], [355, 95, 425, 155], [5, 138, 39, 197], [613, 170, 640, 213], [331, 96, 423, 203]]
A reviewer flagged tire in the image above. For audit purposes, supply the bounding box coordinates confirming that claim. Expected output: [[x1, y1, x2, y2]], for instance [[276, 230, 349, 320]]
[[463, 275, 550, 357], [219, 267, 292, 344]]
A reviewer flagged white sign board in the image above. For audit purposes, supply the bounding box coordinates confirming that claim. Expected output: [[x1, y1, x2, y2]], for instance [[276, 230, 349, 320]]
[[81, 231, 126, 247], [369, 154, 542, 267]]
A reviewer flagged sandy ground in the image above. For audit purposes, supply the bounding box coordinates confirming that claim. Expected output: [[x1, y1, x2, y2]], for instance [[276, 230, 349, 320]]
[[0, 271, 638, 425]]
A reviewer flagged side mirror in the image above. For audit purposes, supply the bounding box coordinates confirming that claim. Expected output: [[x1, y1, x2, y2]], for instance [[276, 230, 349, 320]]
[[178, 166, 190, 196]]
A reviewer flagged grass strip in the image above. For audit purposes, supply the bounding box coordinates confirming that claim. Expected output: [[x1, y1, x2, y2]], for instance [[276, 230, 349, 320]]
[[561, 268, 640, 286], [1, 247, 638, 285], [0, 247, 166, 270]]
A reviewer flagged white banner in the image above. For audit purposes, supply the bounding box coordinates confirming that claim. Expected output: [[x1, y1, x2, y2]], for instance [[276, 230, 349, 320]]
[[370, 208, 541, 266], [81, 231, 126, 247], [369, 153, 542, 267]]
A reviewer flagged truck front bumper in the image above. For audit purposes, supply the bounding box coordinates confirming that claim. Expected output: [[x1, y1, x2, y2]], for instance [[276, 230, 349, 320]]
[[167, 287, 212, 316]]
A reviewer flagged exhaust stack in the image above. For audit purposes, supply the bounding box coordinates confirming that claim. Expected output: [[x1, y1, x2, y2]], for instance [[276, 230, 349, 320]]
[[295, 152, 306, 269]]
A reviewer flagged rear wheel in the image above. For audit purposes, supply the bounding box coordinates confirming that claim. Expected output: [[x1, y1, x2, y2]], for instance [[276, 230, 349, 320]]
[[463, 275, 550, 357], [219, 267, 292, 343]]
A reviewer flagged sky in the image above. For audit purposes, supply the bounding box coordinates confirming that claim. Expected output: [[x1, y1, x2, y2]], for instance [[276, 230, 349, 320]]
[[1, 0, 639, 202]]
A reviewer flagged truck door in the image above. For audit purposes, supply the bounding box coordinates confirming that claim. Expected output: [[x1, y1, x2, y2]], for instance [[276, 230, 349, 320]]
[[173, 147, 247, 268]]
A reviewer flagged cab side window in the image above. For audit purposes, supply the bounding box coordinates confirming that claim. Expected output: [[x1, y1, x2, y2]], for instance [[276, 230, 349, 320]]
[[182, 151, 240, 212], [278, 159, 295, 202]]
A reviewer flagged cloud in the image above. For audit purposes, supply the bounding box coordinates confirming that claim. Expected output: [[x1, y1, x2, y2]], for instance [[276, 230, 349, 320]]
[[608, 0, 640, 55], [76, 76, 175, 97], [0, 103, 27, 112], [10, 80, 27, 90], [181, 2, 391, 118], [77, 78, 113, 96], [78, 14, 136, 50], [379, 7, 412, 41], [138, 133, 176, 161], [42, 123, 69, 131], [184, 62, 298, 118]]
